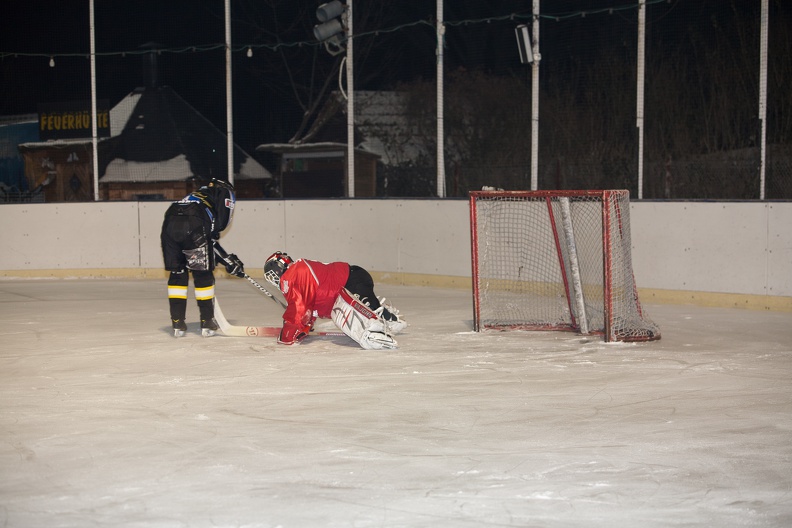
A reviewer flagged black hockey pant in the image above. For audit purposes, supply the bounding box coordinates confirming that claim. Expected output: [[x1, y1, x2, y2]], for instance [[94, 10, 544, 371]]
[[344, 265, 397, 321]]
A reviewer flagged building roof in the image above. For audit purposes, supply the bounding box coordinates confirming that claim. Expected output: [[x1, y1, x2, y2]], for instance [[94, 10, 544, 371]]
[[18, 87, 271, 184], [101, 86, 271, 183]]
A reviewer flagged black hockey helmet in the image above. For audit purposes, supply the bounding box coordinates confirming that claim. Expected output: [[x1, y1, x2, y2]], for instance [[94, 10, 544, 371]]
[[264, 251, 294, 288], [201, 178, 236, 214]]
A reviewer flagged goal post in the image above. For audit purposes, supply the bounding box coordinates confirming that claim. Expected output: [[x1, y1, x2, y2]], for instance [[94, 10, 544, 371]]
[[469, 189, 660, 342]]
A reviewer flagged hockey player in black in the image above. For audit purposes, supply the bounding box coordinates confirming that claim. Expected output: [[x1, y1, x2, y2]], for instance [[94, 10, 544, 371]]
[[160, 178, 245, 337]]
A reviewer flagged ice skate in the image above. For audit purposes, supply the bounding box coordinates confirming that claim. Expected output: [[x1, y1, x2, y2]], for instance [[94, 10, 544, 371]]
[[172, 319, 188, 338], [201, 318, 219, 337], [376, 297, 407, 334]]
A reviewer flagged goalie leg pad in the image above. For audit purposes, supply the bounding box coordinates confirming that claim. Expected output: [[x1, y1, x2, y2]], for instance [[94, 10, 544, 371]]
[[332, 289, 396, 349], [360, 330, 398, 350]]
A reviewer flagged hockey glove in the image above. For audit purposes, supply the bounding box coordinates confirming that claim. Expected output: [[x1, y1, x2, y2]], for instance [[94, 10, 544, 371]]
[[224, 253, 245, 278], [277, 324, 310, 345]]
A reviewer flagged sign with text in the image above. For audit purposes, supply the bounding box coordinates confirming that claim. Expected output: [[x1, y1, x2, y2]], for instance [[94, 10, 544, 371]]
[[38, 100, 111, 140]]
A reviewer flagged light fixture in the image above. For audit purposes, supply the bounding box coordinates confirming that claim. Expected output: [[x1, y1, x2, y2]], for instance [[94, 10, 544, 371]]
[[314, 1, 347, 56], [515, 25, 533, 64]]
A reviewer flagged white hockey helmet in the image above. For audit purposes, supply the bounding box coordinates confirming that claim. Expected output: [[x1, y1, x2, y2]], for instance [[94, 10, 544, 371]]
[[264, 252, 294, 287]]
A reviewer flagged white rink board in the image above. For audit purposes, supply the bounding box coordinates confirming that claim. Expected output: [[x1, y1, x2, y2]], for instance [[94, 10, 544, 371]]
[[217, 199, 470, 278], [768, 203, 792, 296], [137, 201, 170, 269], [0, 202, 141, 270], [630, 202, 791, 297], [1, 199, 790, 298]]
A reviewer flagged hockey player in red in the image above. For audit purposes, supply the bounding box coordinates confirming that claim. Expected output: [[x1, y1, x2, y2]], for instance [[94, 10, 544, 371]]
[[263, 252, 407, 349], [160, 178, 245, 337]]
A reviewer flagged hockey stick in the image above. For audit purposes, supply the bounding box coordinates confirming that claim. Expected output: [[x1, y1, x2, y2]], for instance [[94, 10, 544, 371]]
[[213, 243, 287, 309], [213, 297, 344, 338], [241, 273, 288, 309]]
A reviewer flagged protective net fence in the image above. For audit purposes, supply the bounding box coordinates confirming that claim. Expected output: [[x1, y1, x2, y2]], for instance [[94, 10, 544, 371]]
[[2, 1, 790, 202]]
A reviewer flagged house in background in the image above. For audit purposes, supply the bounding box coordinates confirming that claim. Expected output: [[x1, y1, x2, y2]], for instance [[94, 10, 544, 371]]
[[17, 85, 271, 202], [100, 85, 271, 200], [257, 91, 431, 198], [18, 44, 272, 202], [257, 142, 379, 198]]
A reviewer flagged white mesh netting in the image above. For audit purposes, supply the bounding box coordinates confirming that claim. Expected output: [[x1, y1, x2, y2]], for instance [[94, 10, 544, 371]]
[[470, 190, 660, 342]]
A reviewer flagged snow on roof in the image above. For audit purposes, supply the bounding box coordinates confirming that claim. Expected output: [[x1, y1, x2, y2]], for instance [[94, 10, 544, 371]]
[[102, 154, 191, 183], [102, 153, 269, 183], [255, 141, 379, 158], [237, 155, 271, 180], [110, 90, 142, 136], [18, 138, 107, 149], [0, 114, 38, 126]]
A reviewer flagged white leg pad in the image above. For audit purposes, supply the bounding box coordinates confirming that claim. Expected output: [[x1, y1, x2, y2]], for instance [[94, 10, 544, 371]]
[[359, 330, 398, 350], [332, 289, 397, 350]]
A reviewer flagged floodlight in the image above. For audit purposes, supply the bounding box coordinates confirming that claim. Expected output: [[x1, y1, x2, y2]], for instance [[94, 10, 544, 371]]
[[316, 1, 344, 22], [314, 18, 344, 42], [515, 24, 533, 64]]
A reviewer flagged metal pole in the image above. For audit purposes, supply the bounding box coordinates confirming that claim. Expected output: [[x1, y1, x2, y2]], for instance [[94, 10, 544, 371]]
[[90, 0, 99, 201], [436, 0, 445, 198], [759, 0, 768, 200], [637, 0, 646, 199], [530, 0, 540, 191], [225, 0, 235, 187], [346, 0, 355, 197]]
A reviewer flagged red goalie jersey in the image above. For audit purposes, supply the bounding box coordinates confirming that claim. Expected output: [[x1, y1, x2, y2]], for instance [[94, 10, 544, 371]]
[[277, 259, 350, 344]]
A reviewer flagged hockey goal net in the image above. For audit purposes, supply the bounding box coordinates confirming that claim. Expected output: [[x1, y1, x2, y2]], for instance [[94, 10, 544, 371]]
[[469, 190, 660, 342]]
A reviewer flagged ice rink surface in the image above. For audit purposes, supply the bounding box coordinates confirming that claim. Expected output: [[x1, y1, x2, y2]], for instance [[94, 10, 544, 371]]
[[1, 278, 791, 528]]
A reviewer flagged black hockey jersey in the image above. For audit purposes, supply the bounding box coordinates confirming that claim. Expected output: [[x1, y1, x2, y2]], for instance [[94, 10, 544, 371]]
[[172, 180, 235, 238]]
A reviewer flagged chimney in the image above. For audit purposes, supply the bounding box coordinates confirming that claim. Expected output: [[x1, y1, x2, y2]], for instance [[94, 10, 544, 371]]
[[139, 42, 163, 88]]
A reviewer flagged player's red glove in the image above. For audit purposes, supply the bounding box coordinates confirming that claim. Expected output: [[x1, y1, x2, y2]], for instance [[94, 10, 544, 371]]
[[277, 324, 310, 345]]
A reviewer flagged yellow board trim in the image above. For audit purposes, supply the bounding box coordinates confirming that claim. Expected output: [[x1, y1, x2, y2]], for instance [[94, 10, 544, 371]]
[[1, 269, 790, 312]]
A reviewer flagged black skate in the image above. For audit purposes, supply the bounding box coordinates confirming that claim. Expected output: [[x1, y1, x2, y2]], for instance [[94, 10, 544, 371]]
[[172, 319, 188, 338], [201, 318, 219, 337]]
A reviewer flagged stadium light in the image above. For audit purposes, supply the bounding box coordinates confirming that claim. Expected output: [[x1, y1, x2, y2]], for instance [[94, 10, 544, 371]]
[[314, 1, 347, 56], [515, 24, 534, 64]]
